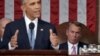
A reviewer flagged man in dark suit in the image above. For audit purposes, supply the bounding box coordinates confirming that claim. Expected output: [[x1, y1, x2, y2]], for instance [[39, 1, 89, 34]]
[[59, 21, 88, 55], [1, 0, 58, 50], [50, 21, 88, 55]]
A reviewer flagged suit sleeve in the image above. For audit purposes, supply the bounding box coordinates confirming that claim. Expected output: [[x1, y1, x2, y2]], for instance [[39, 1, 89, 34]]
[[0, 23, 14, 49]]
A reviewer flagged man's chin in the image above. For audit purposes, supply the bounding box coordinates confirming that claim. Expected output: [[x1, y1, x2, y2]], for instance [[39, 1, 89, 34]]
[[70, 41, 78, 44], [34, 15, 40, 18]]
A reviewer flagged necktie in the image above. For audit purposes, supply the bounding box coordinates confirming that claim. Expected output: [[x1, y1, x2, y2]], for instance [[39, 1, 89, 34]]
[[71, 45, 76, 55], [29, 22, 35, 49]]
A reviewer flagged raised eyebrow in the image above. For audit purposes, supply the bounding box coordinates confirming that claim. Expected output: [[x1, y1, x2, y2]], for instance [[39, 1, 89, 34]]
[[71, 31, 74, 33], [29, 1, 41, 5], [29, 2, 35, 5]]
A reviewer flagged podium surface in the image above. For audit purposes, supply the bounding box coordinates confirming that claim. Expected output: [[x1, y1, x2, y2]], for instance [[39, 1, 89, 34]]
[[0, 50, 67, 56]]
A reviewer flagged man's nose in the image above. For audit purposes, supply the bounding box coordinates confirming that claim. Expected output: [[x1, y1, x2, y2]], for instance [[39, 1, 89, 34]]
[[73, 33, 77, 37]]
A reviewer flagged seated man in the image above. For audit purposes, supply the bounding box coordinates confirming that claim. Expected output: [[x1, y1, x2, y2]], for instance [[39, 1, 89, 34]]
[[51, 21, 88, 55]]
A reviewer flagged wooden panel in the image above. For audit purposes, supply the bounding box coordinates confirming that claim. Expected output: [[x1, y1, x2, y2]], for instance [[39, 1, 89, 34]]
[[0, 50, 67, 56]]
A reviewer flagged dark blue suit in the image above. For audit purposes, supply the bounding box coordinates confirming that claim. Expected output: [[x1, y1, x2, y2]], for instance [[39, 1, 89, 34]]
[[1, 18, 56, 50], [59, 42, 88, 54]]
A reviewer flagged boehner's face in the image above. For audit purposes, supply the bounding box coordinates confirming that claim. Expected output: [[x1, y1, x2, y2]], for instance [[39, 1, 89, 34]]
[[66, 24, 81, 44]]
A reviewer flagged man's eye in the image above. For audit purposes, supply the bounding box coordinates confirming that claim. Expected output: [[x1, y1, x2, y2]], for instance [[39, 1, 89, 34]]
[[71, 31, 74, 33], [76, 32, 80, 34]]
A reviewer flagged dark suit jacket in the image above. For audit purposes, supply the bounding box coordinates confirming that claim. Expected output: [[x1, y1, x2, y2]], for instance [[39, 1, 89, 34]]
[[59, 41, 88, 54], [1, 18, 57, 50]]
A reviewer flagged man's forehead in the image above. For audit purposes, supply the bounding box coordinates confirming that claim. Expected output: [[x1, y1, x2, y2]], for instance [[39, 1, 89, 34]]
[[69, 24, 81, 31], [70, 24, 81, 28]]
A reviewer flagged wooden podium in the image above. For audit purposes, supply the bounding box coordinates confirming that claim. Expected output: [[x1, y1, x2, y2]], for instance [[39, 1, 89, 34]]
[[0, 50, 67, 56]]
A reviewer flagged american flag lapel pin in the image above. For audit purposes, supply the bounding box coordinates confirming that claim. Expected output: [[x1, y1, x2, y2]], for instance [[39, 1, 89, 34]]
[[40, 28, 44, 31]]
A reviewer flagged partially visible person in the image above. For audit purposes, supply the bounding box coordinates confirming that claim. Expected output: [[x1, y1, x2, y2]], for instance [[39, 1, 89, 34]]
[[0, 18, 11, 42], [50, 21, 88, 55], [59, 21, 88, 55]]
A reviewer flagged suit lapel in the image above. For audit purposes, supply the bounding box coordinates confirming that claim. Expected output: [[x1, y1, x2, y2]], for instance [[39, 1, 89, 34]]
[[65, 43, 68, 49], [17, 18, 30, 49], [60, 42, 68, 50], [34, 19, 43, 49], [78, 42, 83, 54]]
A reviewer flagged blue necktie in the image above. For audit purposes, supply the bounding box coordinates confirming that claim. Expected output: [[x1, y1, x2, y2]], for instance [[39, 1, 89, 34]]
[[29, 22, 35, 49]]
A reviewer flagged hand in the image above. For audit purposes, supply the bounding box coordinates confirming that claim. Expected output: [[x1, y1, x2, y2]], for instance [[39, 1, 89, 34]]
[[10, 30, 19, 48], [49, 29, 59, 47]]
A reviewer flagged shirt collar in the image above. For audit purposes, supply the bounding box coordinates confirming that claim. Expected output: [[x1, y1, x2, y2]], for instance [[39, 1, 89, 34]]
[[68, 41, 78, 47], [24, 14, 38, 27]]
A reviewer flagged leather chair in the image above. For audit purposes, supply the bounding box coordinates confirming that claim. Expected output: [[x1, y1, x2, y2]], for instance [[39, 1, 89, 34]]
[[56, 22, 98, 44]]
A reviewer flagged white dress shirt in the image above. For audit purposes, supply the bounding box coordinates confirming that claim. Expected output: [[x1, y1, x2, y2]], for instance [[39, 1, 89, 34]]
[[68, 41, 78, 55], [9, 14, 38, 50], [0, 38, 3, 42], [52, 41, 79, 55], [24, 14, 38, 41]]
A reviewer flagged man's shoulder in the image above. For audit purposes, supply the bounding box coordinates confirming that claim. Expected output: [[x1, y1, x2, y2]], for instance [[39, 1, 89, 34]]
[[60, 42, 68, 46], [59, 42, 68, 49], [39, 19, 51, 24], [60, 42, 88, 46], [79, 41, 88, 45], [6, 18, 24, 27], [38, 19, 55, 27], [78, 41, 88, 47]]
